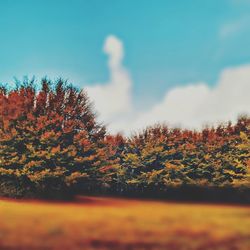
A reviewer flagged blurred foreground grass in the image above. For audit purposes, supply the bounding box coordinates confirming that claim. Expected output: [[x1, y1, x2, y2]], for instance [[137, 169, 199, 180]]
[[0, 196, 249, 250]]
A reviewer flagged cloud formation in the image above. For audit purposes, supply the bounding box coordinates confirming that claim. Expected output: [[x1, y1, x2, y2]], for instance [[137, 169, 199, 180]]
[[86, 35, 250, 135], [220, 17, 250, 39], [133, 65, 250, 132], [86, 35, 132, 123]]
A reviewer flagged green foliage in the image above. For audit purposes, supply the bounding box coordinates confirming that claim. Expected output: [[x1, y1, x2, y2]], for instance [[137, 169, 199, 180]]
[[0, 79, 107, 198], [117, 117, 250, 193], [0, 78, 249, 199]]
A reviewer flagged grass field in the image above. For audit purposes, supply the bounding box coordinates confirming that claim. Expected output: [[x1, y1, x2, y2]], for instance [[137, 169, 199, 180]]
[[0, 196, 249, 250]]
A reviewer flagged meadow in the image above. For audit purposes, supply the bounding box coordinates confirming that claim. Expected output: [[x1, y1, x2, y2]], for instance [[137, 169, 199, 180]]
[[0, 196, 249, 250]]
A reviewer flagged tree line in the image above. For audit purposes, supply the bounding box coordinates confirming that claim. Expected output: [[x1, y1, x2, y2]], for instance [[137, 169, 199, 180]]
[[0, 79, 249, 201]]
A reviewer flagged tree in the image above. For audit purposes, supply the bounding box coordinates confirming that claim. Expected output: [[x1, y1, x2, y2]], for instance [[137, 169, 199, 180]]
[[0, 79, 107, 198]]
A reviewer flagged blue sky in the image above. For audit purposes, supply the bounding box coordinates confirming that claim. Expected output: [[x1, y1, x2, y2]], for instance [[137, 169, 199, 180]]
[[1, 0, 250, 133]]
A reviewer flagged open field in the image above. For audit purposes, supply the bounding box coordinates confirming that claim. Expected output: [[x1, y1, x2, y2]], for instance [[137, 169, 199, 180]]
[[0, 196, 249, 250]]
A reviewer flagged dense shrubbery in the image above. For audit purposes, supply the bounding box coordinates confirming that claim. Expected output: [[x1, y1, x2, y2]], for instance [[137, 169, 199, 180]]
[[0, 79, 249, 200]]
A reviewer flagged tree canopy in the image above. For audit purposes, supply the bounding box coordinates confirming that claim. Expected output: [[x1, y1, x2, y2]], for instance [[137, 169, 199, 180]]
[[0, 79, 249, 200]]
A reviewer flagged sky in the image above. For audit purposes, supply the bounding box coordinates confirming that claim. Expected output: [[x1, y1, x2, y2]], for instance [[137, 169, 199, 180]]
[[0, 0, 250, 134]]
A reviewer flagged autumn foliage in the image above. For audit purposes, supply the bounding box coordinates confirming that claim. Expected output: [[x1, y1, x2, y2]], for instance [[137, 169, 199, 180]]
[[0, 79, 249, 200], [0, 79, 107, 198]]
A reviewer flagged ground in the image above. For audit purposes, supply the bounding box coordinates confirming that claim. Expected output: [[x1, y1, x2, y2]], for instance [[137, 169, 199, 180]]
[[0, 196, 249, 250]]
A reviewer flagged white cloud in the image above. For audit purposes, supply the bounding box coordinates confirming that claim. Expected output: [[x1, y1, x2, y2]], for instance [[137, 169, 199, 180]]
[[86, 35, 132, 123], [220, 17, 250, 39], [85, 35, 250, 135], [132, 65, 250, 132]]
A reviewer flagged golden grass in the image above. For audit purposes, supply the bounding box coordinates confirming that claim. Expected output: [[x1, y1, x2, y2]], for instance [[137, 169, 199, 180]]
[[0, 196, 249, 250]]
